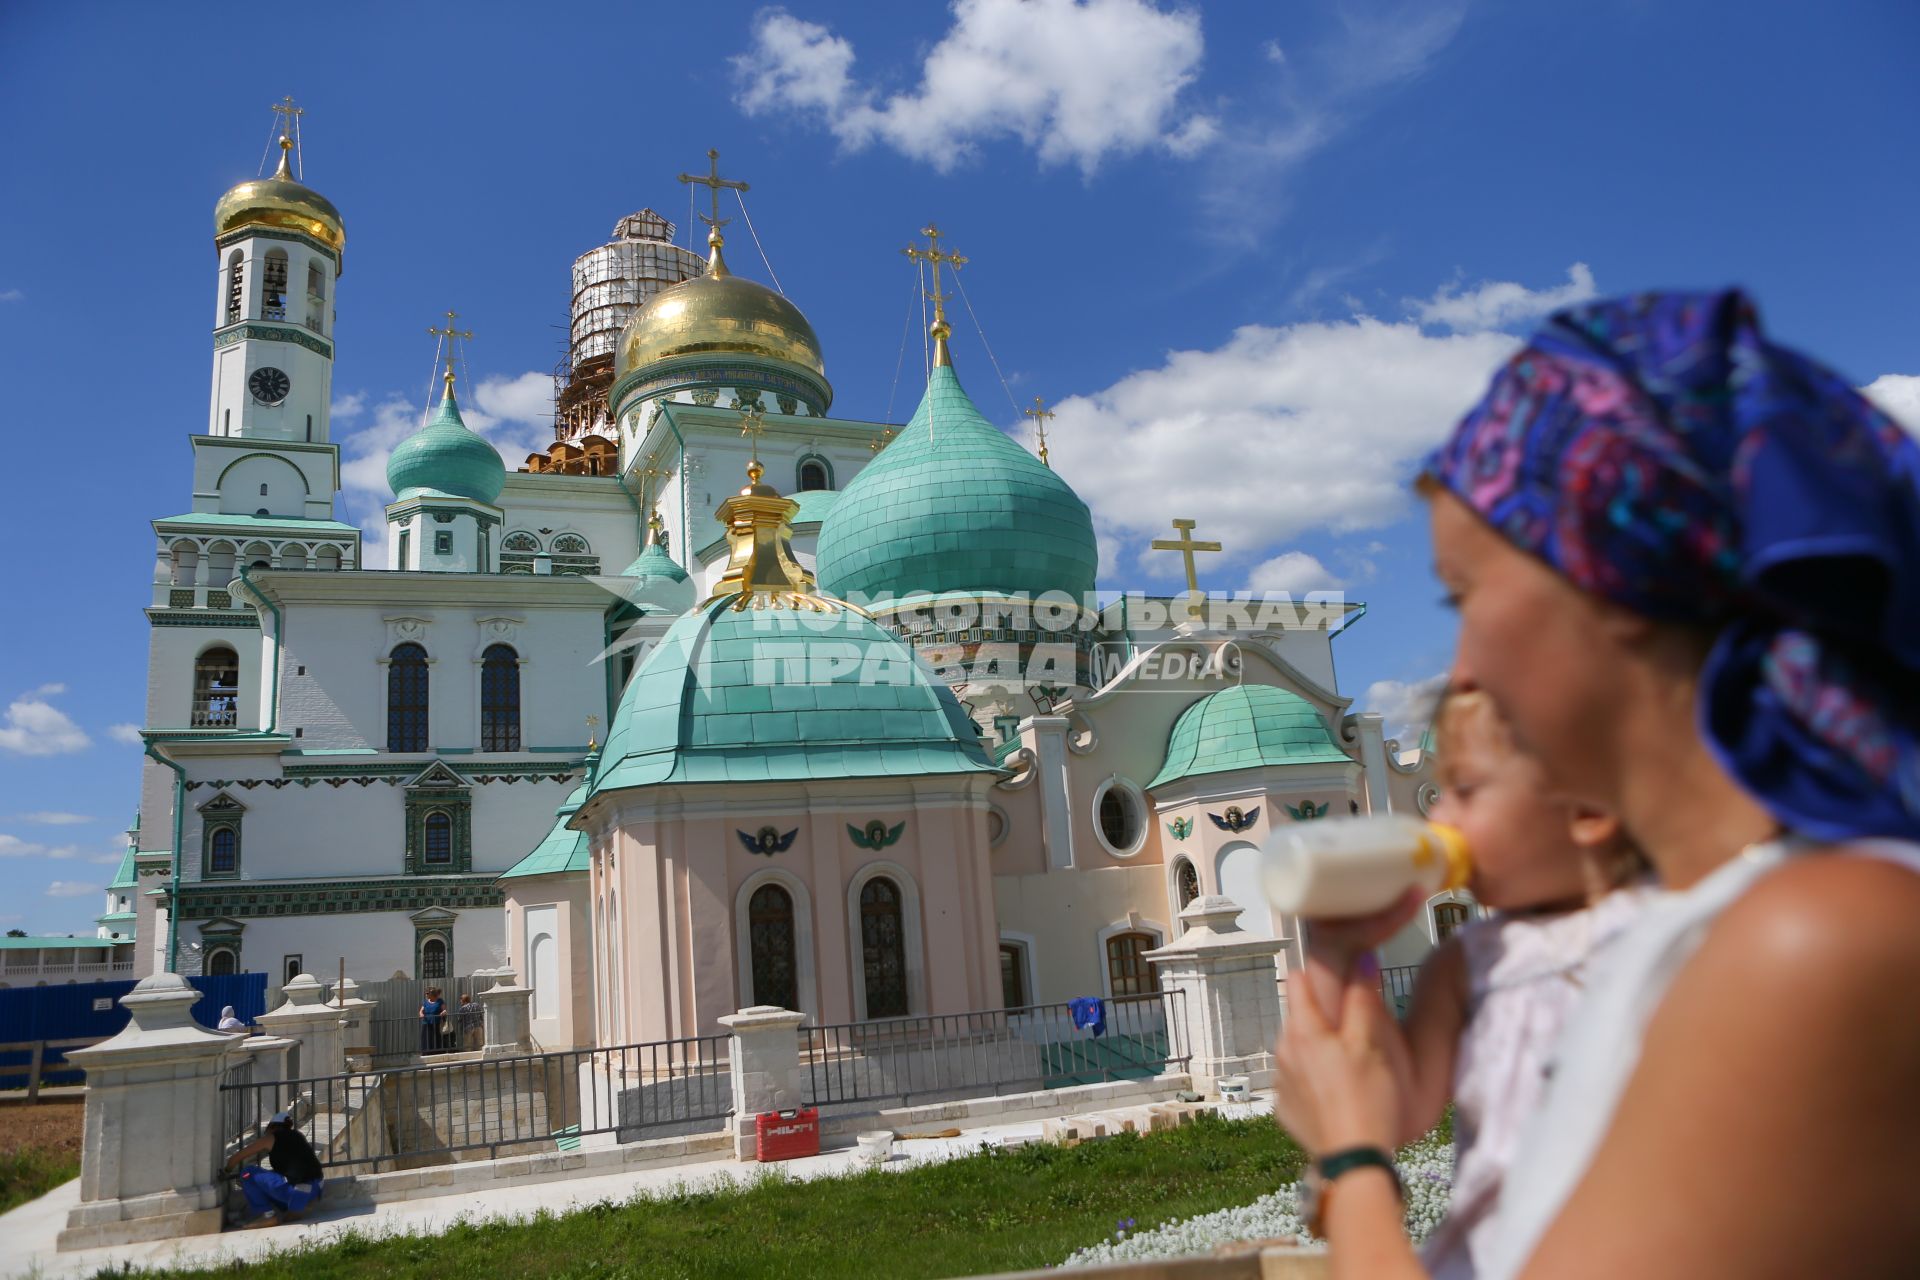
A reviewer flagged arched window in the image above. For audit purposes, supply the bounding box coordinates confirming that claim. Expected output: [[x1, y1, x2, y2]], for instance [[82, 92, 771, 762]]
[[422, 811, 452, 865], [748, 884, 799, 1011], [279, 543, 308, 571], [316, 546, 341, 572], [1174, 858, 1200, 911], [548, 533, 598, 576], [169, 542, 199, 588], [1433, 901, 1471, 942], [207, 949, 237, 976], [205, 542, 236, 587], [388, 643, 430, 751], [480, 644, 521, 752], [1095, 780, 1144, 855], [859, 877, 908, 1018], [500, 531, 539, 575], [193, 647, 240, 728], [262, 249, 289, 319], [208, 827, 238, 875], [305, 260, 326, 333], [796, 458, 829, 492], [243, 541, 272, 571], [225, 251, 245, 326], [420, 936, 447, 980], [1105, 931, 1160, 998]]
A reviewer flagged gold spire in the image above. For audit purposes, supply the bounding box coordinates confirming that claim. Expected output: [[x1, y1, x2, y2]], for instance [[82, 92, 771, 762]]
[[679, 148, 749, 279], [701, 461, 840, 612], [1023, 396, 1056, 467], [903, 225, 968, 367], [427, 310, 474, 399]]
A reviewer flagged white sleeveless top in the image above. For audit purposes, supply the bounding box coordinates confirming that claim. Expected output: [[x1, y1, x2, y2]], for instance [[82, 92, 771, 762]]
[[1477, 838, 1920, 1278], [1419, 885, 1657, 1280]]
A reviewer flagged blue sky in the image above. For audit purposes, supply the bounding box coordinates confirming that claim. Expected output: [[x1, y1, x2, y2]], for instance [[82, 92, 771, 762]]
[[2, 0, 1917, 935]]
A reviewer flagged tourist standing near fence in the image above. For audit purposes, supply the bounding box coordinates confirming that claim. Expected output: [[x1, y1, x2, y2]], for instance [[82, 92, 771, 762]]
[[1274, 289, 1920, 1278], [418, 987, 446, 1056]]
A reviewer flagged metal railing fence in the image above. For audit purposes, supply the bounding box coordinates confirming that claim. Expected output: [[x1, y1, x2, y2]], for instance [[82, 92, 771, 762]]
[[220, 1033, 730, 1173], [1378, 964, 1421, 1019], [219, 1056, 256, 1144], [357, 971, 497, 1063], [802, 990, 1187, 1110]]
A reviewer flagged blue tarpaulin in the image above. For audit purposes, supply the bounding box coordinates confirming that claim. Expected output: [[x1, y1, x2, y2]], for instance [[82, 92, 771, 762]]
[[0, 973, 267, 1088]]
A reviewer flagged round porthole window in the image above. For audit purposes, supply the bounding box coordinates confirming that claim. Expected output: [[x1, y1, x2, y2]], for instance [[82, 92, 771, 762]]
[[1092, 777, 1148, 857]]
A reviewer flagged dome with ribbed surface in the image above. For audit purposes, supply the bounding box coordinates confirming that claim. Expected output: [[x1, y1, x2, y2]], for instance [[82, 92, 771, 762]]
[[214, 140, 346, 263], [1149, 684, 1352, 790], [386, 384, 505, 504], [814, 366, 1097, 601]]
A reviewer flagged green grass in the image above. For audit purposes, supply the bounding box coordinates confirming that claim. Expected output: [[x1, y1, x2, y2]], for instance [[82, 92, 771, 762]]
[[1, 1146, 80, 1215], [116, 1114, 1306, 1280]]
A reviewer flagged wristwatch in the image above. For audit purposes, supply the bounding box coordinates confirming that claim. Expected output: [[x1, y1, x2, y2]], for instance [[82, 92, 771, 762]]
[[1300, 1146, 1403, 1236]]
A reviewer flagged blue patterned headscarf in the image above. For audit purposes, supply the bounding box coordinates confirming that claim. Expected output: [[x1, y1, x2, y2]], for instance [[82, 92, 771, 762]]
[[1425, 289, 1920, 843]]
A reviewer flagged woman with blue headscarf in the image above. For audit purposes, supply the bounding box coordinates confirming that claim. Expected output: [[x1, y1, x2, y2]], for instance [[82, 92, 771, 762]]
[[1273, 289, 1920, 1278]]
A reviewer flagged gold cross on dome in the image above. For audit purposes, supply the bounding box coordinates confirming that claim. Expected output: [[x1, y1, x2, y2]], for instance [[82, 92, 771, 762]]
[[1023, 397, 1056, 468], [585, 715, 600, 752], [902, 225, 967, 328], [270, 95, 304, 126], [427, 310, 474, 393], [1151, 518, 1222, 619], [678, 148, 750, 235], [738, 402, 768, 464]]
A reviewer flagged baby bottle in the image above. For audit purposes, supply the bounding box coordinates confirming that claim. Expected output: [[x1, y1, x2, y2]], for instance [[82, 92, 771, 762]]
[[1262, 815, 1471, 918]]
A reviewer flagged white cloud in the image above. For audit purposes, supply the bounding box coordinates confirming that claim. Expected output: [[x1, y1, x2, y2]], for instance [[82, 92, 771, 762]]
[[0, 288, 22, 303], [0, 834, 45, 857], [19, 812, 89, 825], [0, 685, 92, 756], [1862, 373, 1920, 438], [331, 391, 367, 421], [1247, 551, 1344, 595], [734, 1, 1215, 176], [46, 881, 99, 898], [1410, 263, 1597, 333], [1364, 673, 1447, 748], [106, 723, 144, 745]]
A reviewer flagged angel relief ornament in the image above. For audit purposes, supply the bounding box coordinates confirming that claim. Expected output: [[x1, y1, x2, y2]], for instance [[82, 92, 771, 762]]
[[738, 826, 798, 856]]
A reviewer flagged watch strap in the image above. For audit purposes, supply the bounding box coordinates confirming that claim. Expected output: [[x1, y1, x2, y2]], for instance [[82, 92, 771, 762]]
[[1316, 1146, 1403, 1199]]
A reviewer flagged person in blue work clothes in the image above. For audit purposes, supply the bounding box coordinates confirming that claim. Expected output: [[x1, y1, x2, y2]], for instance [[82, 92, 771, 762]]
[[224, 1111, 324, 1228]]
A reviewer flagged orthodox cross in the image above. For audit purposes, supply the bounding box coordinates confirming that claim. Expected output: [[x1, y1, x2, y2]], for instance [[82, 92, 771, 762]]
[[1023, 397, 1056, 468], [902, 225, 967, 365], [678, 148, 749, 238], [585, 715, 600, 753], [868, 426, 896, 454], [270, 96, 304, 174], [1151, 518, 1221, 620], [427, 310, 474, 394], [634, 461, 668, 517], [738, 402, 768, 466]]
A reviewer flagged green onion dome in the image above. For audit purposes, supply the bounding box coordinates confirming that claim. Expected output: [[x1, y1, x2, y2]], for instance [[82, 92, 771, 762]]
[[385, 374, 506, 504], [1149, 684, 1352, 790], [813, 365, 1097, 602]]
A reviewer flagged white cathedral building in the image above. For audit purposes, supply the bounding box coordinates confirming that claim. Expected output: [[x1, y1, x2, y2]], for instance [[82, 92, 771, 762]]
[[113, 127, 1446, 1050]]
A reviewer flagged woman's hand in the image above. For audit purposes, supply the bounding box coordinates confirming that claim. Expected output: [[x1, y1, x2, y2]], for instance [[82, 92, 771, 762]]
[[1275, 961, 1407, 1157]]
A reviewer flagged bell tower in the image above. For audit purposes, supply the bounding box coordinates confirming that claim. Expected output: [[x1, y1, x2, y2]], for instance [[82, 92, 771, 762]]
[[208, 100, 345, 444]]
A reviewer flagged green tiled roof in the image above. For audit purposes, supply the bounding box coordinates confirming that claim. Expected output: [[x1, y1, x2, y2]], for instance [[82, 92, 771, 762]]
[[107, 847, 138, 890], [386, 387, 505, 504], [499, 783, 590, 879], [619, 542, 691, 582], [587, 595, 997, 797], [815, 366, 1097, 602], [787, 488, 839, 526], [95, 912, 136, 925], [154, 513, 358, 532], [1149, 684, 1352, 789]]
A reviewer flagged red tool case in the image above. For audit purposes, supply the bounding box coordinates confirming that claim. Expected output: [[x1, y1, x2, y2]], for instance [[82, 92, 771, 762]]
[[754, 1107, 821, 1162]]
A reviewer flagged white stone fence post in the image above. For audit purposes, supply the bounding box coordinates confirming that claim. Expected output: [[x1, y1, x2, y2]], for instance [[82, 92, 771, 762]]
[[719, 1005, 807, 1160], [57, 973, 240, 1250], [1144, 895, 1289, 1096], [254, 972, 346, 1090], [479, 966, 534, 1057], [234, 1033, 298, 1131]]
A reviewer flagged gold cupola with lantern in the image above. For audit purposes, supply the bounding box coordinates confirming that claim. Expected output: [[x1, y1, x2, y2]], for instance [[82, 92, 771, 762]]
[[214, 136, 347, 267], [608, 150, 832, 419]]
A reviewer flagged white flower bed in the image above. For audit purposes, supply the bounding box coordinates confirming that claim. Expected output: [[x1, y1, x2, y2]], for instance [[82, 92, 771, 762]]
[[1061, 1131, 1455, 1269]]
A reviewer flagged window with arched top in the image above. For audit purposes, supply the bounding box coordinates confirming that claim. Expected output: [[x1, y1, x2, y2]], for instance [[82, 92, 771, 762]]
[[422, 811, 452, 866], [500, 531, 540, 575], [207, 827, 238, 875], [169, 542, 199, 588], [225, 251, 245, 326], [305, 260, 326, 333], [1105, 930, 1160, 998], [1433, 901, 1471, 942], [796, 458, 830, 492], [1174, 858, 1200, 911], [207, 949, 238, 976], [859, 877, 909, 1018], [420, 936, 448, 980], [547, 533, 598, 576], [192, 647, 239, 728], [748, 883, 799, 1011], [262, 249, 288, 320], [387, 643, 430, 751], [550, 533, 589, 554], [480, 644, 521, 752]]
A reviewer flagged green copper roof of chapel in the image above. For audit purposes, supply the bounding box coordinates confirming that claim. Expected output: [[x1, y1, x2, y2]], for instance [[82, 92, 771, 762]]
[[586, 595, 997, 797], [1149, 684, 1352, 790], [107, 847, 138, 890], [499, 783, 590, 879], [619, 541, 692, 583], [814, 366, 1097, 602], [386, 385, 506, 504]]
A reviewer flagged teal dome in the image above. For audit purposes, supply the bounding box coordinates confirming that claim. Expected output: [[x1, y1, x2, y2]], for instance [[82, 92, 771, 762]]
[[386, 386, 506, 504], [616, 539, 695, 615], [619, 541, 691, 583], [814, 366, 1097, 602], [1149, 684, 1351, 790], [499, 783, 588, 880], [587, 596, 997, 796]]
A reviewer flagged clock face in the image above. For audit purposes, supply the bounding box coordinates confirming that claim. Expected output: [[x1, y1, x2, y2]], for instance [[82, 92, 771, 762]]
[[249, 367, 291, 405]]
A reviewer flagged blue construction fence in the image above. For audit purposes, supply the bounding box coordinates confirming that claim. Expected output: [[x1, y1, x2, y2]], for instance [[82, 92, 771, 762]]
[[0, 972, 268, 1089]]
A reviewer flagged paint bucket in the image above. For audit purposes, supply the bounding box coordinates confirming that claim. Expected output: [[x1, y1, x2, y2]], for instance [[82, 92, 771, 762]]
[[857, 1131, 895, 1164]]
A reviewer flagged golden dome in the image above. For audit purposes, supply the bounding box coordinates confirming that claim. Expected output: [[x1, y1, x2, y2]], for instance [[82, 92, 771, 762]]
[[213, 138, 346, 260], [615, 238, 824, 382]]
